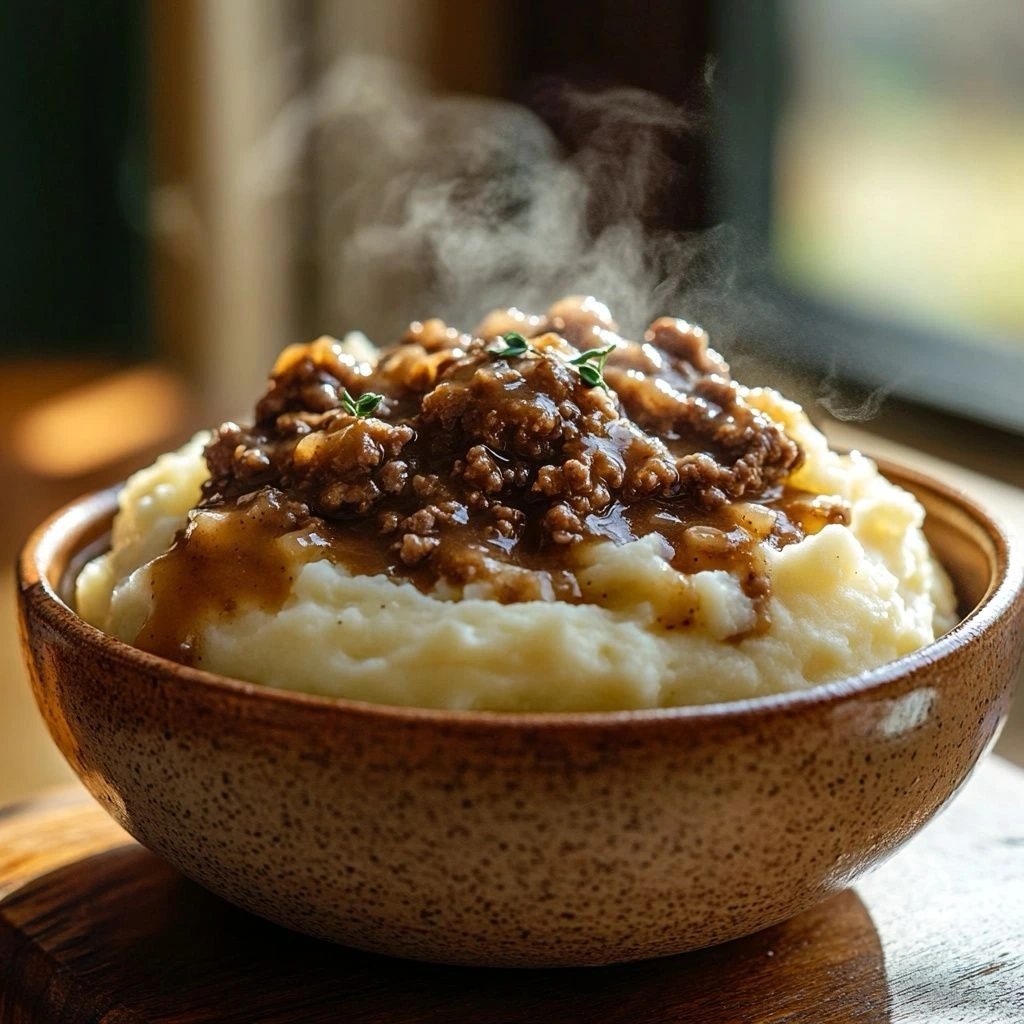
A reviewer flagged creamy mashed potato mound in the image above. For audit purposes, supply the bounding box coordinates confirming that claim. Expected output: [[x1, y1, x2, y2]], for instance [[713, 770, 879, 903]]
[[78, 378, 956, 712]]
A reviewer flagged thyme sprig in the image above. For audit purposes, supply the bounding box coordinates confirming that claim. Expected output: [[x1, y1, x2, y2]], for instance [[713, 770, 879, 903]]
[[341, 389, 384, 418], [489, 331, 530, 359], [487, 331, 615, 391], [569, 343, 615, 391]]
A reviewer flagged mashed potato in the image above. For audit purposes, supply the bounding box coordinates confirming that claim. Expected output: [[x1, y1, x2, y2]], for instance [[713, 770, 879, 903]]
[[78, 383, 956, 712]]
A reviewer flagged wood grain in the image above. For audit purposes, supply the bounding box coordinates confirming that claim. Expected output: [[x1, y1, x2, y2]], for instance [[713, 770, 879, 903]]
[[1, 758, 1022, 1023]]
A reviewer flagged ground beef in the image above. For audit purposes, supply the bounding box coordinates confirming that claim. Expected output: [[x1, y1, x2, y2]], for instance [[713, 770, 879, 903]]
[[200, 296, 829, 605]]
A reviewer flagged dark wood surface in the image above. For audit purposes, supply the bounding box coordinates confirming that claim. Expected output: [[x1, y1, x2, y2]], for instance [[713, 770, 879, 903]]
[[1, 757, 1022, 1024]]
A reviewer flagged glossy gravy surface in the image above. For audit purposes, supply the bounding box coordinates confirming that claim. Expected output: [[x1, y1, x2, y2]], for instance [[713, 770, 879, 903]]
[[136, 298, 850, 665]]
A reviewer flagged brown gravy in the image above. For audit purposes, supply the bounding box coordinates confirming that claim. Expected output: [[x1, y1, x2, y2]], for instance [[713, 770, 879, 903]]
[[135, 298, 851, 664]]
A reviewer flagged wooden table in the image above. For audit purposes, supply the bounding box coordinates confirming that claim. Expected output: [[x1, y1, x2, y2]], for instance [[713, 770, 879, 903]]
[[1, 757, 1022, 1023]]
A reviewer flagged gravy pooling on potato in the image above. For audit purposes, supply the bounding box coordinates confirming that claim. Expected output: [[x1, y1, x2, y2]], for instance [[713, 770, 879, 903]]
[[138, 298, 849, 665]]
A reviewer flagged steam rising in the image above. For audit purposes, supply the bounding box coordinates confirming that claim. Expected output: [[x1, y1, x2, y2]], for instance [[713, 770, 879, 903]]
[[252, 56, 734, 339], [250, 55, 880, 423], [817, 354, 895, 422]]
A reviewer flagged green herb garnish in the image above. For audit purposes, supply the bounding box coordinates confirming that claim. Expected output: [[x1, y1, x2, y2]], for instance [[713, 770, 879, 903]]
[[576, 364, 606, 389], [341, 389, 384, 418], [489, 331, 530, 359], [569, 343, 615, 391]]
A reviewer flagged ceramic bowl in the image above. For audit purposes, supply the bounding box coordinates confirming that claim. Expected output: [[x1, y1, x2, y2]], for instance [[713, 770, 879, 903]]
[[17, 462, 1024, 967]]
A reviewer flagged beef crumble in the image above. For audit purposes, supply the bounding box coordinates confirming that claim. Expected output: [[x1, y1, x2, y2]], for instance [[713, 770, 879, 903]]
[[140, 297, 851, 663]]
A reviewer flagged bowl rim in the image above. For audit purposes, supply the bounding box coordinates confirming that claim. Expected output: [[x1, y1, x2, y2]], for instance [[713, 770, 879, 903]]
[[18, 456, 1024, 730]]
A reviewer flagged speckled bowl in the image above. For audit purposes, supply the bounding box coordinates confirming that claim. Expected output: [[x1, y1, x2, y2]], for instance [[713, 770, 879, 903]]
[[17, 462, 1024, 967]]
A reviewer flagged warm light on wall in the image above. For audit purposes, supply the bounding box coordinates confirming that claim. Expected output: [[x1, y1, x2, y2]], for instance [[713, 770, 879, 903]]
[[12, 368, 188, 478]]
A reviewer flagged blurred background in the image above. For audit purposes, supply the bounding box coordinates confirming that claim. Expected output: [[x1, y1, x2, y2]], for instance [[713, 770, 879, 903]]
[[2, 0, 1022, 803]]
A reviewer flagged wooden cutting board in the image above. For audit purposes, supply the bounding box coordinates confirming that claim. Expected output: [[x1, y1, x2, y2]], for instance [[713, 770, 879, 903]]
[[1, 757, 1022, 1024]]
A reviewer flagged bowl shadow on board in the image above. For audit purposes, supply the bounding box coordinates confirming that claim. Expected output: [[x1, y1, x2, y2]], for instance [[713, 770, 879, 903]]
[[0, 843, 893, 1024]]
